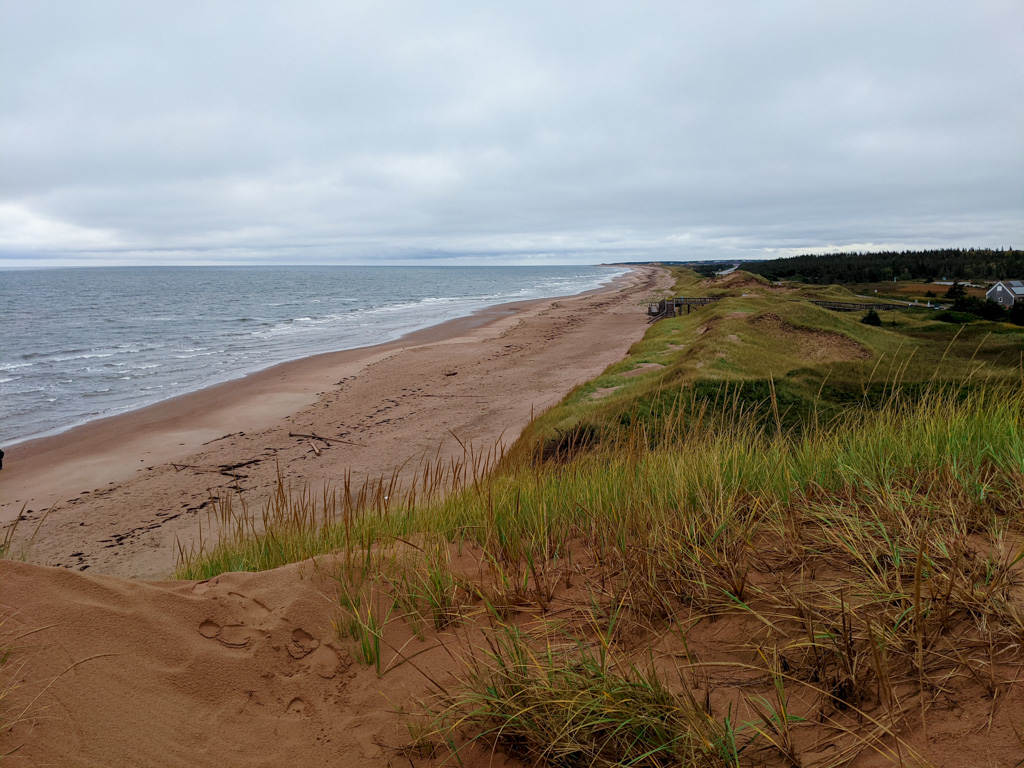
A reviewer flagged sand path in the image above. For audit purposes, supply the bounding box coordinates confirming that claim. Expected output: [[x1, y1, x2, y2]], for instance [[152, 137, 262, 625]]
[[1, 266, 669, 578]]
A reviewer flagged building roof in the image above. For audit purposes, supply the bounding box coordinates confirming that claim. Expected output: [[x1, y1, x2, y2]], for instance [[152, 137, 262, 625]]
[[990, 280, 1024, 296]]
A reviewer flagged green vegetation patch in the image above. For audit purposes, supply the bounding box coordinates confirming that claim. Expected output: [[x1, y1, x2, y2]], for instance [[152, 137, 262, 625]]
[[519, 269, 1024, 460]]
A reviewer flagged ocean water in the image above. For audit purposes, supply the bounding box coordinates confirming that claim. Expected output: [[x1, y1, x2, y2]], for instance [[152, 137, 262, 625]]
[[0, 265, 627, 446]]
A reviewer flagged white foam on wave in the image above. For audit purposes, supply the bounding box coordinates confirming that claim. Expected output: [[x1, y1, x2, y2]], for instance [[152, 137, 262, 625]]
[[171, 350, 218, 359], [50, 352, 118, 363]]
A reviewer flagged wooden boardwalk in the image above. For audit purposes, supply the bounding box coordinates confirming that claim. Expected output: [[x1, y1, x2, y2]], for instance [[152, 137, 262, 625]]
[[648, 296, 910, 320], [806, 299, 908, 312], [647, 297, 722, 320]]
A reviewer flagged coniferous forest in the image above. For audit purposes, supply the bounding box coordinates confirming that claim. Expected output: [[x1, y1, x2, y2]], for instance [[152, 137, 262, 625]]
[[738, 248, 1023, 284]]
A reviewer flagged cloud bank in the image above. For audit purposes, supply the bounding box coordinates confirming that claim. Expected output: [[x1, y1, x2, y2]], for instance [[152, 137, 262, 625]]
[[2, 1, 1022, 266]]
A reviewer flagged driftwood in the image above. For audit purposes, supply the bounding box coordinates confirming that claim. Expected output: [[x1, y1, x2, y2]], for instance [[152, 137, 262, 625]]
[[171, 460, 257, 479], [308, 441, 321, 457], [288, 432, 365, 447], [219, 459, 260, 471], [201, 431, 244, 446]]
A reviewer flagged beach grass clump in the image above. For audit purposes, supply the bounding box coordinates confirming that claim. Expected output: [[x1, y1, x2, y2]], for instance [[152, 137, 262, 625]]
[[437, 622, 742, 768], [174, 445, 494, 579], [0, 617, 27, 755], [0, 525, 13, 561], [1, 502, 57, 563], [333, 577, 394, 676], [0, 623, 11, 727]]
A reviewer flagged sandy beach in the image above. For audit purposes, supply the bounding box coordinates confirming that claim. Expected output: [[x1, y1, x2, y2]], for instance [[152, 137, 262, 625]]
[[1, 266, 669, 578], [0, 266, 672, 767]]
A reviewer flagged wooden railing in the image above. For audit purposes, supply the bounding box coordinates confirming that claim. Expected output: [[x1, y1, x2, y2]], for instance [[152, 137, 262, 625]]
[[648, 295, 912, 320], [806, 300, 908, 312], [647, 297, 723, 319]]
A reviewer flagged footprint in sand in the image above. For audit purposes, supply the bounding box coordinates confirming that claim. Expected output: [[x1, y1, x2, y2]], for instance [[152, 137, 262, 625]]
[[287, 628, 344, 678], [287, 628, 319, 659], [285, 697, 306, 716], [197, 620, 256, 648], [217, 625, 255, 648], [226, 591, 272, 617], [307, 645, 343, 679]]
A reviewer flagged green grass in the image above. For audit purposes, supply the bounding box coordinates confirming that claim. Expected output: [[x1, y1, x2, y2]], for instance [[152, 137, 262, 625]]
[[437, 622, 743, 768], [333, 579, 394, 676], [518, 268, 1024, 457], [847, 280, 988, 303]]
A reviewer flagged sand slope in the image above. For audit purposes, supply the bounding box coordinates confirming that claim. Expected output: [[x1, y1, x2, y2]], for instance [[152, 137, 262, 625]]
[[1, 558, 443, 767]]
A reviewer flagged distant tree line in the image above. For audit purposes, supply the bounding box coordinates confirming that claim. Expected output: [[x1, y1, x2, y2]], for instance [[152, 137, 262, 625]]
[[691, 263, 723, 277], [738, 248, 1024, 284], [655, 261, 732, 277]]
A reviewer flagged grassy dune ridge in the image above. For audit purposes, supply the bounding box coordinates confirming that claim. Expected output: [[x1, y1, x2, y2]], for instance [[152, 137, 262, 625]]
[[176, 269, 1024, 766]]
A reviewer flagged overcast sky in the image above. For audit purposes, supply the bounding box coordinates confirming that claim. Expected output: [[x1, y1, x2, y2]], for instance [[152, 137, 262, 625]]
[[1, 2, 1021, 267]]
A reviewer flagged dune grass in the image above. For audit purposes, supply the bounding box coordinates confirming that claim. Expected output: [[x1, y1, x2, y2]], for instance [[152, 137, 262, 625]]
[[0, 617, 25, 760], [0, 525, 13, 561], [1, 503, 55, 563], [176, 386, 1024, 765], [0, 622, 11, 727], [437, 621, 744, 768], [174, 270, 1024, 766]]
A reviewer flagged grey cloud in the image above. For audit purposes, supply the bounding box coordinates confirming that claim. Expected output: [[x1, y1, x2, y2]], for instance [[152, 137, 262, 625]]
[[1, 1, 1021, 266]]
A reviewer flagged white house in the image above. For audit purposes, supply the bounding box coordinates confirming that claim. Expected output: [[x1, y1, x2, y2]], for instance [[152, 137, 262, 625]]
[[986, 280, 1024, 307]]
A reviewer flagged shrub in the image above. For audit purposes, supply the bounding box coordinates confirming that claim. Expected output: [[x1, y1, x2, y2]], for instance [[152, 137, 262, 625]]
[[944, 281, 967, 300], [934, 310, 978, 324], [950, 296, 1008, 321], [860, 309, 881, 326], [540, 422, 602, 463]]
